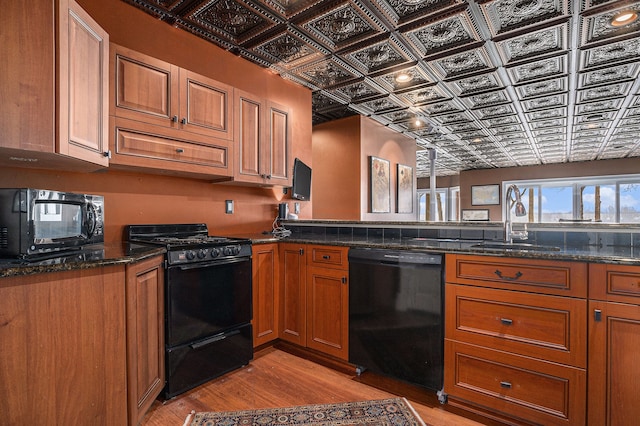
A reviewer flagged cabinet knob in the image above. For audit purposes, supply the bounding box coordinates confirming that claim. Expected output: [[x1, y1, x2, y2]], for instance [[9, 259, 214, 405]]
[[102, 150, 112, 159], [341, 277, 347, 284], [181, 118, 187, 125], [266, 174, 272, 179], [500, 381, 512, 389], [322, 255, 330, 260], [500, 318, 513, 325], [171, 115, 178, 122], [176, 148, 184, 153]]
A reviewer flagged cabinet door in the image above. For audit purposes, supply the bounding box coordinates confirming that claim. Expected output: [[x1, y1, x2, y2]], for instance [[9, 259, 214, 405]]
[[58, 0, 109, 166], [306, 266, 349, 360], [180, 69, 233, 141], [279, 243, 307, 345], [588, 300, 640, 426], [235, 89, 264, 183], [252, 244, 279, 347], [264, 101, 291, 186], [125, 256, 165, 426], [111, 44, 179, 127]]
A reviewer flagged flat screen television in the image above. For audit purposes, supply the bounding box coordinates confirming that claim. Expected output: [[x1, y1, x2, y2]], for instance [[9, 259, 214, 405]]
[[291, 158, 311, 201]]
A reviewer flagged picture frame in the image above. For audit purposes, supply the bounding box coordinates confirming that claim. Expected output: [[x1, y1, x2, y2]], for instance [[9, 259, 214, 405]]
[[370, 156, 390, 213], [396, 164, 413, 213], [471, 184, 500, 206], [461, 209, 490, 221]]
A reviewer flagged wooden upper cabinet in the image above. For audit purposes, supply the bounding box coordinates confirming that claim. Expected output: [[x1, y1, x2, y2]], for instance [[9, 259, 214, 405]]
[[111, 44, 233, 142], [58, 0, 109, 166], [234, 90, 291, 186], [180, 70, 233, 141], [0, 0, 109, 169]]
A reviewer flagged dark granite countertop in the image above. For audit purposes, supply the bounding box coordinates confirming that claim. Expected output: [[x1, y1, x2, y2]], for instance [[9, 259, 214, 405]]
[[0, 243, 166, 278], [250, 233, 640, 265]]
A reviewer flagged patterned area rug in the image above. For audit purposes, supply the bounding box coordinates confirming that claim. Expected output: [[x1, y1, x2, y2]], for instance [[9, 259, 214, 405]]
[[185, 397, 426, 426]]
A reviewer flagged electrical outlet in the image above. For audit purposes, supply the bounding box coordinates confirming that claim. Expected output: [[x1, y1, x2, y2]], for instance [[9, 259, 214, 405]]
[[294, 202, 300, 214], [225, 200, 234, 214]]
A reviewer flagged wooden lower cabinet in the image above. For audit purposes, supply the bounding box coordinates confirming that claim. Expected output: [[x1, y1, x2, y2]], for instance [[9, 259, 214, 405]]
[[125, 255, 165, 426], [444, 254, 587, 425], [252, 244, 279, 347], [588, 263, 640, 425], [278, 244, 349, 360], [306, 264, 349, 360], [279, 243, 307, 345], [0, 266, 128, 425]]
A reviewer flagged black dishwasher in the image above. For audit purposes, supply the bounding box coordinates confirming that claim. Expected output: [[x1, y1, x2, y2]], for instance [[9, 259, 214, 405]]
[[348, 248, 444, 393]]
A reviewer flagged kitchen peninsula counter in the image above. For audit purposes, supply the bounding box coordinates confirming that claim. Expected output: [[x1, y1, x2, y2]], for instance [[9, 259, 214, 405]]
[[0, 243, 166, 278]]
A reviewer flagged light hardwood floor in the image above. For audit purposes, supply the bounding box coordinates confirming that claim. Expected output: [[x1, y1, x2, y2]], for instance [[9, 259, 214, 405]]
[[141, 348, 499, 426]]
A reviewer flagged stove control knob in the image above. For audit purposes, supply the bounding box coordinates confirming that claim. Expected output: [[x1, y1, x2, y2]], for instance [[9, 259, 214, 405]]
[[197, 249, 207, 259], [186, 251, 196, 260], [224, 245, 240, 256], [210, 248, 220, 258]]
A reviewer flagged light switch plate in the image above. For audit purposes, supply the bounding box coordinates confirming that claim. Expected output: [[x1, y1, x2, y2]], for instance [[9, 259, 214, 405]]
[[225, 200, 234, 214], [294, 202, 300, 214]]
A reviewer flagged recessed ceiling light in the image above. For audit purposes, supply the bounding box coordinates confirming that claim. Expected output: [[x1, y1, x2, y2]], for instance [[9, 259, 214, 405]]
[[415, 118, 422, 126], [611, 10, 638, 27], [395, 72, 412, 83]]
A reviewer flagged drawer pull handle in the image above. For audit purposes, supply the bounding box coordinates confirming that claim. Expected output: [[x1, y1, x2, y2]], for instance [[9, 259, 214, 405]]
[[500, 381, 512, 389], [495, 270, 523, 281], [500, 318, 513, 325], [322, 255, 330, 260], [176, 148, 184, 153]]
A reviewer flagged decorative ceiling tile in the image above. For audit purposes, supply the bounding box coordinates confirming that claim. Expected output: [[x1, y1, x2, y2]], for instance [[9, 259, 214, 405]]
[[478, 0, 568, 37], [447, 71, 504, 96], [372, 65, 434, 93], [328, 78, 386, 102], [253, 0, 319, 19], [250, 28, 326, 70], [506, 54, 566, 85], [402, 9, 482, 58], [522, 93, 567, 111], [581, 38, 640, 69], [290, 57, 361, 88], [428, 46, 495, 79], [418, 99, 464, 115], [372, 0, 464, 26], [472, 103, 515, 119], [575, 98, 623, 114], [431, 111, 474, 125], [580, 2, 640, 45], [526, 107, 566, 121], [459, 89, 510, 108], [398, 85, 450, 106], [573, 110, 616, 123], [297, 1, 385, 50], [380, 108, 414, 123], [179, 0, 282, 45], [577, 82, 632, 103], [353, 94, 407, 114], [483, 115, 521, 127], [342, 35, 413, 73], [515, 77, 567, 99], [491, 125, 525, 135], [578, 63, 640, 89], [494, 22, 568, 65], [529, 118, 566, 129]]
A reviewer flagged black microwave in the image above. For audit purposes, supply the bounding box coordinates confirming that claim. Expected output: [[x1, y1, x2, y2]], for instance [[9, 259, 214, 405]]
[[0, 188, 104, 258]]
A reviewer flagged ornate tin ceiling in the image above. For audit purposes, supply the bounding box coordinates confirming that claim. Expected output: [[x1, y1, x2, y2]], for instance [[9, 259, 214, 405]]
[[123, 0, 640, 177]]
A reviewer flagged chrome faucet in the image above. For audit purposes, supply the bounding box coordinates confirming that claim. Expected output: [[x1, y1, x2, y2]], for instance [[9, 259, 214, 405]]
[[504, 184, 528, 243]]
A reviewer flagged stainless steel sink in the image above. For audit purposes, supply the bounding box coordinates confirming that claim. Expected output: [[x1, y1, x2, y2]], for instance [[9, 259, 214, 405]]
[[471, 242, 561, 252]]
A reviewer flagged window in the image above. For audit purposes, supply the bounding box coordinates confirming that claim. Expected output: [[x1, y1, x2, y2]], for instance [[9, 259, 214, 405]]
[[417, 187, 459, 221], [504, 175, 640, 224]]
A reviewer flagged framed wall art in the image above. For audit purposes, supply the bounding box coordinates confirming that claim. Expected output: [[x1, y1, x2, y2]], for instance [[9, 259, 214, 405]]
[[461, 209, 490, 221], [370, 156, 390, 213], [396, 163, 413, 213], [471, 184, 500, 206]]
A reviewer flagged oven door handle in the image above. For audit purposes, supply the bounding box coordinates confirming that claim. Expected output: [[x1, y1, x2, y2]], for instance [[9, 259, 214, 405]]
[[174, 257, 249, 270], [190, 329, 240, 349]]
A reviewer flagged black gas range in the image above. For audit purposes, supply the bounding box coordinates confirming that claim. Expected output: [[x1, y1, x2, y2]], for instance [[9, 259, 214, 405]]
[[126, 223, 253, 399]]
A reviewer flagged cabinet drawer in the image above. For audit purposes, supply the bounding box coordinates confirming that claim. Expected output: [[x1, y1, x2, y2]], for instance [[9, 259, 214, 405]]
[[589, 263, 640, 304], [445, 340, 586, 426], [307, 245, 349, 269], [446, 284, 586, 367], [446, 254, 587, 297], [111, 121, 231, 179]]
